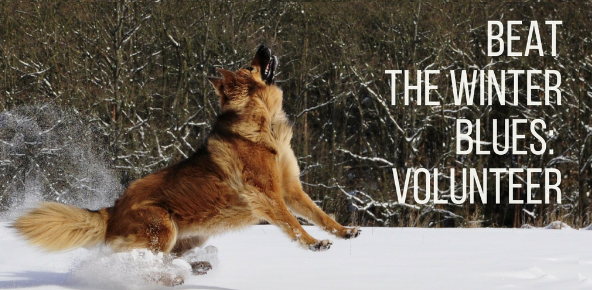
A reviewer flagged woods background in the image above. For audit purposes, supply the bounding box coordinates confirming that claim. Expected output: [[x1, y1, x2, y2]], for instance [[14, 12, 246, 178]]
[[0, 2, 590, 228]]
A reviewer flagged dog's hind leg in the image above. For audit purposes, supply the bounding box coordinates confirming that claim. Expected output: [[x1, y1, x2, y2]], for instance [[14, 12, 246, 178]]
[[106, 205, 179, 253], [171, 236, 208, 256], [280, 148, 361, 240], [171, 236, 214, 275], [106, 205, 185, 285]]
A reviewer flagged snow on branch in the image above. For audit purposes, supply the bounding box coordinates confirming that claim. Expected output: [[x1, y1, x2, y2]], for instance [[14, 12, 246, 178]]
[[296, 96, 338, 118], [337, 148, 394, 167]]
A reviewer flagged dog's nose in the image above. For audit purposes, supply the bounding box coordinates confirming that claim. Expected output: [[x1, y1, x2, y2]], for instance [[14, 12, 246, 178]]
[[257, 45, 271, 58]]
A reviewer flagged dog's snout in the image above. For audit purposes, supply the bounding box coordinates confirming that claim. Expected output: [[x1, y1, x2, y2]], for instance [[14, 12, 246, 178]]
[[257, 45, 271, 57]]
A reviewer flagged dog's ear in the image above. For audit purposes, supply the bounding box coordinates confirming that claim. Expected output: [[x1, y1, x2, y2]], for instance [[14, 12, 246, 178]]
[[216, 68, 237, 81], [207, 76, 223, 96]]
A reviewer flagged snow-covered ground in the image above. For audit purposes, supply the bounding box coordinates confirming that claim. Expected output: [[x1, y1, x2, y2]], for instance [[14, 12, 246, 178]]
[[0, 222, 586, 290]]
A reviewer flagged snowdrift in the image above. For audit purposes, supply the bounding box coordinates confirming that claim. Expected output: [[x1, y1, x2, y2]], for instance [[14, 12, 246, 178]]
[[0, 222, 586, 290]]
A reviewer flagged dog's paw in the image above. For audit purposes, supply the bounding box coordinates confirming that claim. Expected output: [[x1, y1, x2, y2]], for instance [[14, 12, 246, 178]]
[[343, 227, 361, 239], [190, 261, 212, 275], [308, 239, 332, 252], [154, 273, 184, 286], [170, 275, 185, 286]]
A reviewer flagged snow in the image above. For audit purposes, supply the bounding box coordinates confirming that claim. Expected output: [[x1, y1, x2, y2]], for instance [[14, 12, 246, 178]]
[[0, 222, 586, 289]]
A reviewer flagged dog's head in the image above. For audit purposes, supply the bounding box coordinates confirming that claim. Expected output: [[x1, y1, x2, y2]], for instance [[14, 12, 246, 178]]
[[208, 45, 279, 112]]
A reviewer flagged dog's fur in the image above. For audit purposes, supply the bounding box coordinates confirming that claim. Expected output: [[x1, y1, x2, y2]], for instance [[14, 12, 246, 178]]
[[13, 46, 360, 259]]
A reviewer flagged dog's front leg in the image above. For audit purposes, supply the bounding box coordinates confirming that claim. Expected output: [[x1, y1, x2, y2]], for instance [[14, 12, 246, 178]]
[[241, 186, 332, 251], [283, 184, 361, 239], [279, 148, 361, 240]]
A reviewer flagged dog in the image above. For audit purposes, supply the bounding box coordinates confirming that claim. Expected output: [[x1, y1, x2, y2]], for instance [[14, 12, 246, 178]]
[[13, 45, 360, 283]]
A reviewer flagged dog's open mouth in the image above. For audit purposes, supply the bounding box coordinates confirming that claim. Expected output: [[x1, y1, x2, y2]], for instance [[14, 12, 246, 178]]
[[254, 45, 278, 85]]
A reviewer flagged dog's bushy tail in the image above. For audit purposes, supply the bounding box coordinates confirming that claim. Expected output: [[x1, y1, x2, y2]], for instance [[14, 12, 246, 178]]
[[12, 202, 109, 251]]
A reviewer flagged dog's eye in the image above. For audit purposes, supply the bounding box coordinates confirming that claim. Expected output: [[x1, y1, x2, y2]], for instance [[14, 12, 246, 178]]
[[246, 66, 254, 72]]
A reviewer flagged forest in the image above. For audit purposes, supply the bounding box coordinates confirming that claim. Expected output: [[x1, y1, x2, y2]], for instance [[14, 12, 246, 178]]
[[0, 2, 590, 228]]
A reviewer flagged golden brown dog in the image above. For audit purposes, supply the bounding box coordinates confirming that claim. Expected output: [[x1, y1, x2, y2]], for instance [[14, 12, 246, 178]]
[[13, 45, 360, 276]]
